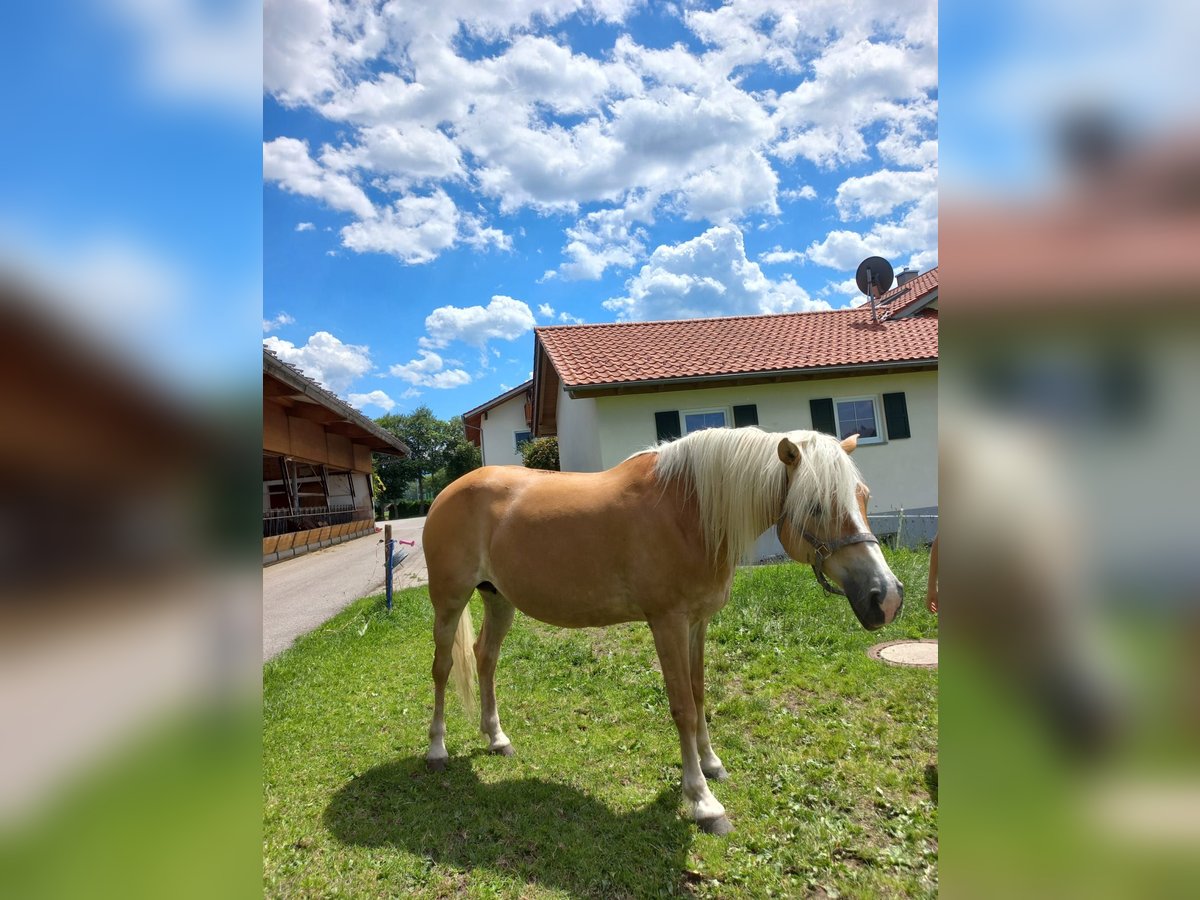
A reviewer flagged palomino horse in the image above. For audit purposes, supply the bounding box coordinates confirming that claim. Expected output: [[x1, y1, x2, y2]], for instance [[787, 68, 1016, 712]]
[[421, 426, 904, 834]]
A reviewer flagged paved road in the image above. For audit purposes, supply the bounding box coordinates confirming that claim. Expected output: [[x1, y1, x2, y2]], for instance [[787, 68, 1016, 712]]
[[263, 517, 428, 661]]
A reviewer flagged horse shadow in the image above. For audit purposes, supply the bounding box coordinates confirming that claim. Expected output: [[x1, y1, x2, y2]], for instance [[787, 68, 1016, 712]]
[[324, 755, 695, 898]]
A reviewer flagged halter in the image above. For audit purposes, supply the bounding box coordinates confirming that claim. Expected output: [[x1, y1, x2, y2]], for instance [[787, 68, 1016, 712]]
[[776, 517, 880, 596]]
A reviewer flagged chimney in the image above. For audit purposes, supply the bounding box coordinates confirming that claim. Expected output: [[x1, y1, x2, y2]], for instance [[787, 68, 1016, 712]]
[[895, 267, 919, 288]]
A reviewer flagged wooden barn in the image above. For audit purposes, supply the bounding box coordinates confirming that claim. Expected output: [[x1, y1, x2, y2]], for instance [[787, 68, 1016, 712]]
[[263, 348, 408, 565]]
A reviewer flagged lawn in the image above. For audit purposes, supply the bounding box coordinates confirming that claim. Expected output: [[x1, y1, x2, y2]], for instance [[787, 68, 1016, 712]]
[[263, 550, 938, 898]]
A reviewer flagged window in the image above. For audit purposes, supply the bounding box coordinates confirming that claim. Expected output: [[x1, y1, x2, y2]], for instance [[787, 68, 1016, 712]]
[[514, 430, 533, 451], [833, 396, 883, 443], [682, 408, 727, 434]]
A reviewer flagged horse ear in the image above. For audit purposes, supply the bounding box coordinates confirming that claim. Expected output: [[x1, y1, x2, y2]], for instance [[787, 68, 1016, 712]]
[[777, 437, 800, 467], [841, 434, 859, 454]]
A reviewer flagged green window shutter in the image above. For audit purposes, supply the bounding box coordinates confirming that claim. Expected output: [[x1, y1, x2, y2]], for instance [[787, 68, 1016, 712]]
[[655, 411, 682, 442], [732, 404, 759, 427], [882, 392, 911, 439], [809, 398, 836, 435]]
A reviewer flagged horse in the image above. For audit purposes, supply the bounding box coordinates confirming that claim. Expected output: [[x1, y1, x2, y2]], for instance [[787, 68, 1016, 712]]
[[420, 426, 905, 835]]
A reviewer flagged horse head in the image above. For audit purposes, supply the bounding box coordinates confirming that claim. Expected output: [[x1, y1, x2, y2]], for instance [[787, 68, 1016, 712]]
[[774, 433, 905, 631]]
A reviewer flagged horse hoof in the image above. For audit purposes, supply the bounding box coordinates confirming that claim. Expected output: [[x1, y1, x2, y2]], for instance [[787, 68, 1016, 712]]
[[489, 743, 515, 757], [697, 814, 733, 836], [703, 765, 729, 782], [426, 757, 448, 772]]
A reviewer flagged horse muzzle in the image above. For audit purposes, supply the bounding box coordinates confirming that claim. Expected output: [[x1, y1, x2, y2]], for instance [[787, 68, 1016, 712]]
[[847, 577, 904, 631]]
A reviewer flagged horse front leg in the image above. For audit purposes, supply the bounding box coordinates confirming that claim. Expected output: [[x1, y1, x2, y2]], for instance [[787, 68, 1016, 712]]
[[689, 619, 727, 781], [650, 614, 732, 835]]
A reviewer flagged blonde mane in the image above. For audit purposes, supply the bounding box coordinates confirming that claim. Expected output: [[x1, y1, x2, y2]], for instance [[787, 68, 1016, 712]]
[[641, 427, 864, 570]]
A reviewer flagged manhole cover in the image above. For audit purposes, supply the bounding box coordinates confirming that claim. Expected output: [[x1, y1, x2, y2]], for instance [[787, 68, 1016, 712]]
[[868, 639, 938, 668]]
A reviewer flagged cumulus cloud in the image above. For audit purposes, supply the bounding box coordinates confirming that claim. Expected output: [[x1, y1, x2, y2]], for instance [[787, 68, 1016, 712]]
[[263, 330, 373, 394], [388, 349, 472, 388], [758, 247, 804, 265], [263, 137, 374, 219], [263, 1, 937, 272], [262, 311, 295, 332], [339, 189, 509, 264], [538, 303, 556, 318], [548, 206, 648, 280], [295, 222, 315, 231], [771, 31, 938, 169], [781, 185, 818, 201], [348, 389, 395, 411], [422, 295, 537, 351], [804, 191, 938, 271], [604, 225, 830, 321], [320, 123, 465, 185], [834, 168, 937, 221]]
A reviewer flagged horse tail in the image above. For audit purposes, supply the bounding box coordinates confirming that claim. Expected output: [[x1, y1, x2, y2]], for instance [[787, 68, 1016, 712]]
[[450, 604, 478, 721]]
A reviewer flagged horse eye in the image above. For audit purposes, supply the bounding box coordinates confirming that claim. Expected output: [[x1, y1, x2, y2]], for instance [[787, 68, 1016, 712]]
[[809, 504, 822, 518]]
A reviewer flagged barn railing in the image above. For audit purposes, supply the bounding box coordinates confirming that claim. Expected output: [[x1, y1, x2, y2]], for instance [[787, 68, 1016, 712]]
[[263, 503, 361, 537]]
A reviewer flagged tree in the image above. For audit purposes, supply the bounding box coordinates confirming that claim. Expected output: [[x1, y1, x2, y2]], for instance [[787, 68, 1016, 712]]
[[375, 406, 480, 514], [521, 436, 560, 471]]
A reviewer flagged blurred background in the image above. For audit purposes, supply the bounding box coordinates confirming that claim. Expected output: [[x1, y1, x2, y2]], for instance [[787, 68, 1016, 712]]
[[942, 0, 1200, 896], [0, 1, 261, 897]]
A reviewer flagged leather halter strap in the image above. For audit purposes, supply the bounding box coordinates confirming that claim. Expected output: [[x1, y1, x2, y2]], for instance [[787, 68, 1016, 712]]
[[777, 517, 880, 596], [799, 529, 880, 596]]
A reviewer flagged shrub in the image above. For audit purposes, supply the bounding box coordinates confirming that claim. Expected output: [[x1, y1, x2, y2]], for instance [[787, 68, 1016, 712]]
[[521, 436, 560, 471]]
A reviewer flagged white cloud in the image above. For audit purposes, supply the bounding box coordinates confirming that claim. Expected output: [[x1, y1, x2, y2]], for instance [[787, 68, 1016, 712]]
[[549, 206, 648, 280], [558, 311, 585, 324], [771, 30, 938, 169], [320, 123, 465, 185], [339, 189, 509, 264], [262, 1, 938, 273], [263, 137, 375, 219], [295, 221, 315, 231], [673, 148, 779, 222], [804, 191, 938, 271], [423, 295, 537, 350], [538, 303, 555, 318], [348, 389, 395, 412], [400, 387, 422, 399], [834, 168, 937, 221], [388, 349, 472, 388], [262, 311, 295, 332], [263, 330, 373, 394], [781, 185, 818, 201], [758, 247, 804, 265], [604, 224, 830, 321]]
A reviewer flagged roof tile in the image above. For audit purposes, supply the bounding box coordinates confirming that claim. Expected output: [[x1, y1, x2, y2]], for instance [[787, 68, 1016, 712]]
[[537, 278, 939, 389]]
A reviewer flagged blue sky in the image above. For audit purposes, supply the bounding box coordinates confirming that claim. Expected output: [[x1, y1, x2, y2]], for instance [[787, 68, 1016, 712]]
[[262, 0, 938, 421]]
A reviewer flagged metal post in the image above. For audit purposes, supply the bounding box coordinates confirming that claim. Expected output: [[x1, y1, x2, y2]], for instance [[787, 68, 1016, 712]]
[[384, 523, 393, 611]]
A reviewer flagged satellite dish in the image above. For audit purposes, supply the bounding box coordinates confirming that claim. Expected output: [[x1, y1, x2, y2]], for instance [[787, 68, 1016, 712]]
[[855, 256, 895, 299], [855, 256, 894, 324]]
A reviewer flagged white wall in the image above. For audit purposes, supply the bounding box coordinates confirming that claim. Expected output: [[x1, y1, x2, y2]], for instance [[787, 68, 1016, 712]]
[[564, 370, 938, 520], [557, 388, 602, 472], [479, 393, 531, 467]]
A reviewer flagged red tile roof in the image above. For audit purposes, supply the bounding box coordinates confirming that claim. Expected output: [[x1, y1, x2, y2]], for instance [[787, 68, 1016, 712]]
[[536, 302, 938, 389]]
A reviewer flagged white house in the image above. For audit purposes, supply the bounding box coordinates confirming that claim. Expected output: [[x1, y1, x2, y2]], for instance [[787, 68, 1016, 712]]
[[462, 380, 534, 467], [530, 268, 939, 553]]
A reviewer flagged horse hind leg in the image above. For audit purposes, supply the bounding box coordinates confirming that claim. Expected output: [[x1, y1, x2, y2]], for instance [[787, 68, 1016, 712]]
[[426, 587, 474, 772], [475, 586, 516, 755]]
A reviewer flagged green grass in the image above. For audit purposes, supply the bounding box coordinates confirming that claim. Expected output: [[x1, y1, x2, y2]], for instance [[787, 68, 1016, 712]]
[[264, 549, 938, 898]]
